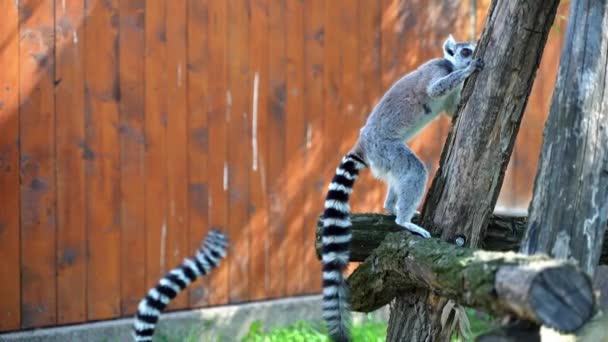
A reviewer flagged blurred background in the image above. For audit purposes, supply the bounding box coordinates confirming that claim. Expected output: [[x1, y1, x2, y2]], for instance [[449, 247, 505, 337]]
[[0, 0, 568, 333]]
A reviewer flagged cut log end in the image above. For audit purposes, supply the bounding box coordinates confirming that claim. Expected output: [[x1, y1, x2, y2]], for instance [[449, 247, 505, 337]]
[[530, 266, 595, 332], [496, 262, 594, 333]]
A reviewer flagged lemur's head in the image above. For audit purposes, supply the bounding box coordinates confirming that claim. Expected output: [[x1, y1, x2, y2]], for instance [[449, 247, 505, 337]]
[[443, 35, 476, 69]]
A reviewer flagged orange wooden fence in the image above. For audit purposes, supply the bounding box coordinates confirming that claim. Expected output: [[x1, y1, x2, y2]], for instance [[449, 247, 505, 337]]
[[0, 0, 567, 332]]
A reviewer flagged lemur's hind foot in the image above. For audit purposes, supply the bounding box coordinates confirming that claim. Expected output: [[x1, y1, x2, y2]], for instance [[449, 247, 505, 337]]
[[395, 218, 431, 238]]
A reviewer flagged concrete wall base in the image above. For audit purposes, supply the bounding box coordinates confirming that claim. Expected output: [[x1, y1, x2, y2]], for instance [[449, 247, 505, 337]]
[[0, 295, 389, 342]]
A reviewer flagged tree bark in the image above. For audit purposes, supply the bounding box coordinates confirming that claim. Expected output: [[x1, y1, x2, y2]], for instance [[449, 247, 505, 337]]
[[520, 0, 608, 277], [314, 213, 608, 263], [344, 231, 594, 333], [387, 0, 561, 340]]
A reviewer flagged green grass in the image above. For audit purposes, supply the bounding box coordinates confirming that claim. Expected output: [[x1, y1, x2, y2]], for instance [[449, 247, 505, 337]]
[[241, 309, 493, 342], [241, 318, 387, 342], [147, 308, 493, 342], [450, 308, 494, 342]]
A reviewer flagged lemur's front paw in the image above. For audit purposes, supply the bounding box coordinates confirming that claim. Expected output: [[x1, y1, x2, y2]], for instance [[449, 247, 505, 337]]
[[470, 58, 484, 72]]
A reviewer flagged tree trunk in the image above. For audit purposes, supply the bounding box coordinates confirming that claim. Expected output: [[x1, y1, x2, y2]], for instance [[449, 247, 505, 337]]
[[387, 0, 561, 340], [314, 213, 608, 263], [520, 0, 608, 277]]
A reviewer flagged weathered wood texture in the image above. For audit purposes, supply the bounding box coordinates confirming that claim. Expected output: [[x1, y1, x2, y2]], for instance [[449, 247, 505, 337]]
[[84, 0, 121, 320], [55, 1, 86, 324], [0, 0, 568, 332], [477, 312, 608, 342], [520, 0, 608, 277], [0, 0, 21, 331], [19, 0, 57, 328], [118, 0, 146, 316], [314, 213, 608, 264], [347, 232, 594, 332], [389, 0, 562, 341]]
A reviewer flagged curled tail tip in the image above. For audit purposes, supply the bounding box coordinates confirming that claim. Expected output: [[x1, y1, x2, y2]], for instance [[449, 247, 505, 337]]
[[203, 229, 229, 257], [325, 317, 351, 342], [132, 230, 228, 341], [323, 279, 352, 342], [132, 297, 159, 341], [206, 229, 229, 246], [329, 331, 351, 342], [132, 331, 153, 342], [327, 314, 352, 342]]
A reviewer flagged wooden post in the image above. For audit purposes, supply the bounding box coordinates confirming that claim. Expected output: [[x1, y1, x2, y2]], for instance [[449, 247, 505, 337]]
[[385, 0, 561, 340], [520, 0, 608, 277], [477, 1, 608, 340]]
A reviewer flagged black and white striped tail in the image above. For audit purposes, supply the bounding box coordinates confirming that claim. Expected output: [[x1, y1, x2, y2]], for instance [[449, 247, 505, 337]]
[[132, 229, 228, 342], [321, 153, 367, 342]]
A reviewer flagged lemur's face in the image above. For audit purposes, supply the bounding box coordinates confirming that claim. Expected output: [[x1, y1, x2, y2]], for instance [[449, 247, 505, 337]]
[[443, 35, 476, 70]]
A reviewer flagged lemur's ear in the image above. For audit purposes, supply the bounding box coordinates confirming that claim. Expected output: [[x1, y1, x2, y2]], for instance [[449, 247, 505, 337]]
[[443, 34, 456, 56]]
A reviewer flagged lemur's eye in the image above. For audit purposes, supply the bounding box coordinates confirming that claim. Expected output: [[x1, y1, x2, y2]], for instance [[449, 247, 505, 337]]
[[461, 48, 472, 57]]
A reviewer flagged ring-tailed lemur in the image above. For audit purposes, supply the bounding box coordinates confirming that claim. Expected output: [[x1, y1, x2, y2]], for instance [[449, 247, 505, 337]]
[[132, 229, 228, 342], [320, 35, 484, 342]]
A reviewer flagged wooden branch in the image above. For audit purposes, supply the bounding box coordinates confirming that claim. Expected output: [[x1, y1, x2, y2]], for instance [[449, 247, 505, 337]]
[[346, 231, 595, 333], [314, 213, 608, 263]]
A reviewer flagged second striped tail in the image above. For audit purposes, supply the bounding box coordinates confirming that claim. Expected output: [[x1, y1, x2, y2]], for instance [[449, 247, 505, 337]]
[[132, 229, 228, 342]]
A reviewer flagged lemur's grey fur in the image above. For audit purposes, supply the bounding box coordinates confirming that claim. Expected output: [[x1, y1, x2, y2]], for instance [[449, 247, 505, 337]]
[[320, 35, 484, 342]]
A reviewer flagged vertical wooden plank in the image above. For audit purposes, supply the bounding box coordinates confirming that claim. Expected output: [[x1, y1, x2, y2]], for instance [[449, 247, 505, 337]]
[[329, 0, 363, 279], [144, 0, 168, 307], [84, 0, 121, 320], [337, 0, 362, 211], [118, 0, 146, 316], [248, 0, 270, 302], [285, 0, 305, 296], [55, 0, 86, 324], [206, 0, 229, 305], [358, 0, 382, 135], [268, 0, 287, 299], [380, 0, 401, 91], [226, 0, 251, 303], [322, 1, 356, 278], [0, 0, 21, 331], [301, 0, 325, 295], [18, 0, 57, 328], [165, 0, 190, 310], [339, 0, 360, 148], [323, 0, 342, 169], [186, 0, 210, 307]]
